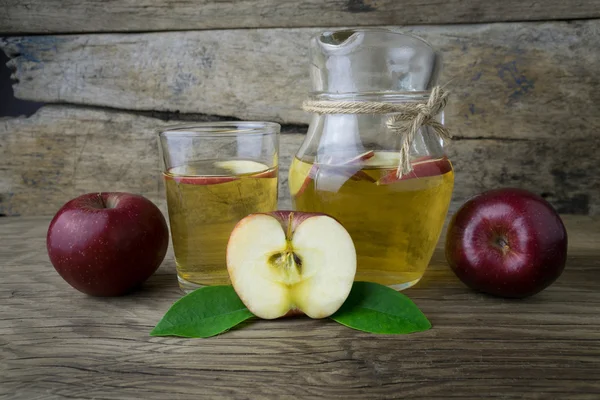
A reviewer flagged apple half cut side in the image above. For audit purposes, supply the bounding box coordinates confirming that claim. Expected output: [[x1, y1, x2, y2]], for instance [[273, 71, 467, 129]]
[[377, 156, 452, 185], [226, 211, 357, 319], [293, 151, 376, 197], [165, 160, 275, 185]]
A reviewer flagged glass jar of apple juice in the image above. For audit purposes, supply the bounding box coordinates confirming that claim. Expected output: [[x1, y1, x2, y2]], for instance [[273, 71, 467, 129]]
[[288, 29, 454, 289]]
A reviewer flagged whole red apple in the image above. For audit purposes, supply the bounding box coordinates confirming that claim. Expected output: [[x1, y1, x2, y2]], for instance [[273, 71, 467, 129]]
[[445, 188, 567, 298], [47, 192, 169, 296]]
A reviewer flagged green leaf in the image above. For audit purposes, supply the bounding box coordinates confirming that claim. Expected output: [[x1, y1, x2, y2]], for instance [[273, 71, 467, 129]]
[[330, 281, 431, 334], [150, 285, 254, 338]]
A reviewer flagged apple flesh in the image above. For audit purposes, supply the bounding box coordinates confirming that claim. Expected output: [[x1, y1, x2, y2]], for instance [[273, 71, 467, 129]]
[[47, 192, 169, 296], [226, 211, 357, 319], [445, 188, 568, 298]]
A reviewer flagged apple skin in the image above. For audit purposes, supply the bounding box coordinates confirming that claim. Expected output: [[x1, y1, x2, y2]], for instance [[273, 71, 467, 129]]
[[47, 192, 169, 296], [445, 188, 568, 298], [268, 210, 327, 233]]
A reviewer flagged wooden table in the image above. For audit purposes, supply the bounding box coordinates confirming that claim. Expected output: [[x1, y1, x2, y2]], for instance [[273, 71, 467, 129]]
[[1, 215, 599, 399]]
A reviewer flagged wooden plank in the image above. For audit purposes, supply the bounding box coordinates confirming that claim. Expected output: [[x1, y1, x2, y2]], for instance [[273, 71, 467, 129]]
[[1, 106, 598, 217], [2, 0, 600, 34], [2, 20, 600, 141], [1, 215, 599, 399], [0, 106, 304, 217]]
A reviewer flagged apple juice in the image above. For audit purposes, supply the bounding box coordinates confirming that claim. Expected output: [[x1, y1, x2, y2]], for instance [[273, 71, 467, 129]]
[[289, 152, 453, 289], [164, 159, 278, 291]]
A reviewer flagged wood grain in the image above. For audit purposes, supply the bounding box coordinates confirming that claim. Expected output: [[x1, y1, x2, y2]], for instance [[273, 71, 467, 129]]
[[1, 106, 598, 217], [2, 0, 600, 34], [0, 106, 304, 217], [2, 20, 600, 140], [1, 215, 599, 399]]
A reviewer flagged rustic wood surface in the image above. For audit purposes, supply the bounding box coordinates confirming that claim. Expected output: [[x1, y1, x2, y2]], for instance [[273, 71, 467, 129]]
[[1, 106, 598, 217], [2, 20, 600, 136], [2, 0, 600, 34], [0, 215, 598, 399], [0, 106, 304, 216]]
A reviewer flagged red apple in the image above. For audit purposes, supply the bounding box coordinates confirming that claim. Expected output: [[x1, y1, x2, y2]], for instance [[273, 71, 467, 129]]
[[47, 192, 169, 296], [445, 188, 568, 298]]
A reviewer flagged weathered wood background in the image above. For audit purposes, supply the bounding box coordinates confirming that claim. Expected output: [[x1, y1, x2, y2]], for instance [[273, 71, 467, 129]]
[[3, 0, 600, 33], [1, 2, 599, 217]]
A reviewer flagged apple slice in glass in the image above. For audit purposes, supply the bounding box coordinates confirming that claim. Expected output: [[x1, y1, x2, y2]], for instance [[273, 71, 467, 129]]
[[166, 160, 275, 185], [362, 151, 402, 167], [214, 160, 277, 178], [293, 150, 376, 196], [376, 156, 452, 185]]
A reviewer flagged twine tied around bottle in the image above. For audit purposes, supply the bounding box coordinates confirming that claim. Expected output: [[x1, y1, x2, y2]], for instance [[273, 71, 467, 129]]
[[302, 86, 451, 178]]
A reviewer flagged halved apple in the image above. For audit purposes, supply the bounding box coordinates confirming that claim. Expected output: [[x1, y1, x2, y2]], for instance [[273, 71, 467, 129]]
[[226, 211, 357, 319]]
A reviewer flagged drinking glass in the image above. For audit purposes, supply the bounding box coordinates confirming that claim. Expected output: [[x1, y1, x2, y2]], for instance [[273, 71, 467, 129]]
[[160, 122, 280, 292]]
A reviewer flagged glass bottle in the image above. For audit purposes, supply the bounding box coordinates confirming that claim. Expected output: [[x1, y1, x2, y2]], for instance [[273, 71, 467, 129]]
[[288, 29, 454, 290]]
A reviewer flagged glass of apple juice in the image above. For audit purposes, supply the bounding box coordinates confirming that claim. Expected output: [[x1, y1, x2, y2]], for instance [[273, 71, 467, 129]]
[[289, 151, 453, 290], [159, 122, 280, 292]]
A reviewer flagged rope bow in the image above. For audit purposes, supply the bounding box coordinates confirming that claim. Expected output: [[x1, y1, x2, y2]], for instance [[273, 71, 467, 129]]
[[302, 86, 451, 177]]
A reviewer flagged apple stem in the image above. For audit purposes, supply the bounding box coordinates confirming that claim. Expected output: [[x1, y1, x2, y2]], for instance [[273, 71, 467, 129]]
[[496, 237, 511, 255], [98, 193, 106, 208], [286, 212, 294, 239]]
